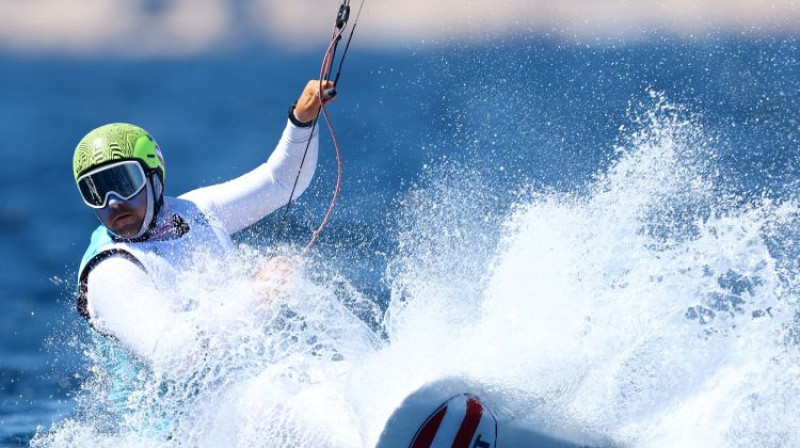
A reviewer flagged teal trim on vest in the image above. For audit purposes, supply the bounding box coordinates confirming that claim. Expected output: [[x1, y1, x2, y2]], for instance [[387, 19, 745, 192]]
[[78, 225, 114, 281]]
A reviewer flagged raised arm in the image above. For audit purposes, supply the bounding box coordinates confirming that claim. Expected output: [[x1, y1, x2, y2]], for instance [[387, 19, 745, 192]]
[[181, 80, 336, 235]]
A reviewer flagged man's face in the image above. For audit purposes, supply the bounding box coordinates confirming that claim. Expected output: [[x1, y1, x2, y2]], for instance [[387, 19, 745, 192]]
[[95, 187, 148, 238]]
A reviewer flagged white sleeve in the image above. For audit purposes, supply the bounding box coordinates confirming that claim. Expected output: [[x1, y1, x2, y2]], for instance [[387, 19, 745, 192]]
[[180, 120, 319, 235], [86, 256, 200, 365]]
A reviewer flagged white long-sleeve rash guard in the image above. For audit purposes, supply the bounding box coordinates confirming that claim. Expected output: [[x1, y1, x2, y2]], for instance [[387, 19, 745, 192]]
[[85, 121, 318, 365]]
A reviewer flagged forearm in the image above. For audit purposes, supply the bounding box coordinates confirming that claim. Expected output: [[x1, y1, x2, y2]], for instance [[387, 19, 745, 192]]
[[264, 119, 319, 198]]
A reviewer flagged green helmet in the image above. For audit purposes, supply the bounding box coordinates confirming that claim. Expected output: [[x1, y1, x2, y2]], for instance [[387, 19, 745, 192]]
[[73, 123, 165, 183]]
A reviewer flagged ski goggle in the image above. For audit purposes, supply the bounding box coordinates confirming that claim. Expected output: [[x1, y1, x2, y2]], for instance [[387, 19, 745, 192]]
[[76, 160, 148, 209]]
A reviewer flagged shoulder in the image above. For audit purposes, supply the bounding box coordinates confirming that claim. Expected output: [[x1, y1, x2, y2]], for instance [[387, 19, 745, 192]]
[[169, 194, 214, 221], [163, 195, 200, 213], [171, 193, 227, 232], [80, 245, 143, 281], [176, 188, 210, 207], [152, 195, 218, 230], [87, 255, 148, 286], [79, 251, 148, 321]]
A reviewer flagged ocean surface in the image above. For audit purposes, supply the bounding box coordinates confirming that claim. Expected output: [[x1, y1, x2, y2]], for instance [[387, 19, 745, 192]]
[[1, 34, 800, 447]]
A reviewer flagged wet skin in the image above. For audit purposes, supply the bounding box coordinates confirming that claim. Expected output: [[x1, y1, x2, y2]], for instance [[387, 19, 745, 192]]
[[95, 188, 148, 238]]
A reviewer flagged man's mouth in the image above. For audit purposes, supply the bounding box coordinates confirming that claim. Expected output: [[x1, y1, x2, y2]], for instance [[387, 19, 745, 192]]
[[112, 211, 134, 226]]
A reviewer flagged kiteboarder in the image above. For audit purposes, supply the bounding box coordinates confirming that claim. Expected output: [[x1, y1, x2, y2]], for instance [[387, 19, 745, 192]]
[[73, 80, 336, 364]]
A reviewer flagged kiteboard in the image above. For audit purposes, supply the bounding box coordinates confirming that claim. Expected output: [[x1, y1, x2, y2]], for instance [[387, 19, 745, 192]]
[[377, 377, 600, 448], [378, 390, 496, 448]]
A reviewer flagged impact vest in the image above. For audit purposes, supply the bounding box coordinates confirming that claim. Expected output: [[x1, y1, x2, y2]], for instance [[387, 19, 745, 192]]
[[75, 196, 233, 430], [77, 196, 233, 322]]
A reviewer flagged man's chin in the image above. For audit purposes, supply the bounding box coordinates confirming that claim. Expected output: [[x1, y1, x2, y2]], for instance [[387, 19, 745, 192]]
[[112, 224, 141, 239]]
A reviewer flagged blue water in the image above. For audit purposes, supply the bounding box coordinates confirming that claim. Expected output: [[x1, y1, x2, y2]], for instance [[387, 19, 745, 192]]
[[1, 34, 799, 446]]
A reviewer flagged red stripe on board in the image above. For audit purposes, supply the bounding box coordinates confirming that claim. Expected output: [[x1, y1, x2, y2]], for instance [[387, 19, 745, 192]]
[[451, 398, 483, 448], [411, 405, 448, 448]]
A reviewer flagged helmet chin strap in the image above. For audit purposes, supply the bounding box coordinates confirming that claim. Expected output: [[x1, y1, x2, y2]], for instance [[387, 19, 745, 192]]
[[150, 174, 164, 216], [134, 182, 156, 239]]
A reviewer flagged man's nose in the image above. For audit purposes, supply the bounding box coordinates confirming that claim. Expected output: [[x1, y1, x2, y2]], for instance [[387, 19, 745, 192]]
[[106, 193, 125, 208]]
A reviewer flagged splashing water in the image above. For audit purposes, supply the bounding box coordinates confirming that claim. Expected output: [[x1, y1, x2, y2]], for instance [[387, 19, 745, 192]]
[[465, 96, 800, 447], [374, 94, 800, 447], [33, 95, 800, 447], [33, 246, 385, 448]]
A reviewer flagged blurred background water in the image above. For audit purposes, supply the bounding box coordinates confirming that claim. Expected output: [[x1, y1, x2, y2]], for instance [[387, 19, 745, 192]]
[[1, 1, 800, 446]]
